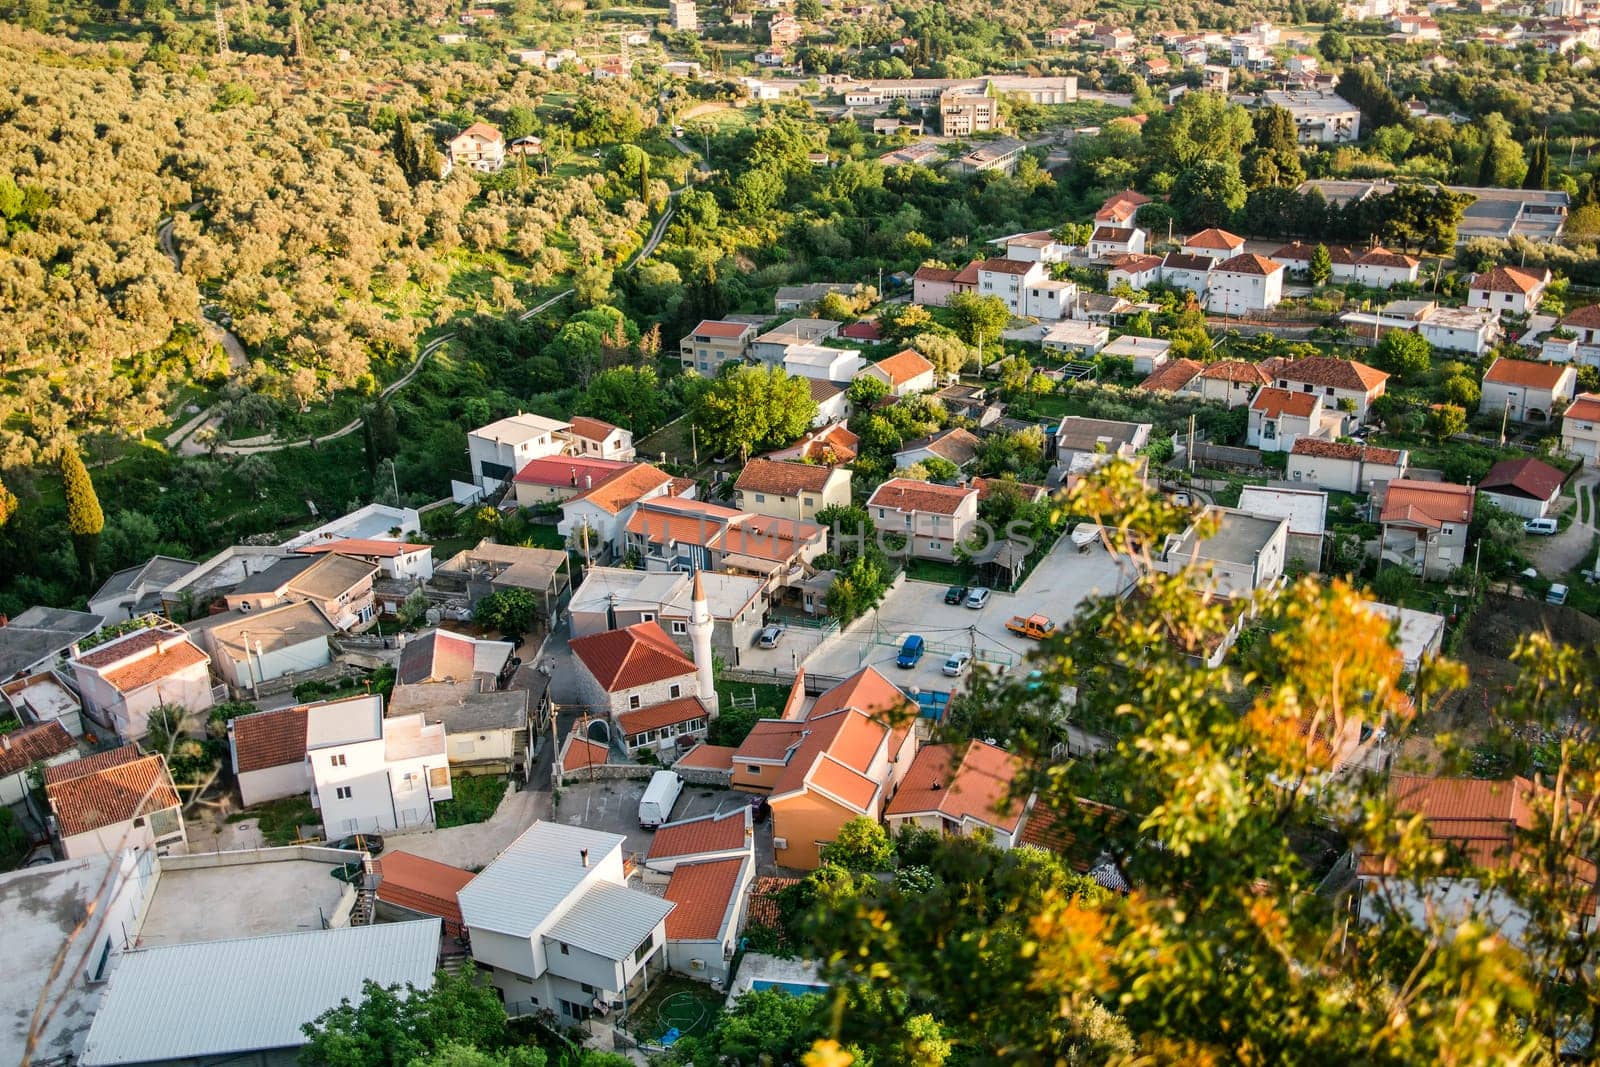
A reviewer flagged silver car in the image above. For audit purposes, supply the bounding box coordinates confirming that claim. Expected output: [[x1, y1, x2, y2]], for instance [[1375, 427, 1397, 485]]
[[757, 625, 784, 648], [964, 587, 990, 609], [942, 652, 972, 677]]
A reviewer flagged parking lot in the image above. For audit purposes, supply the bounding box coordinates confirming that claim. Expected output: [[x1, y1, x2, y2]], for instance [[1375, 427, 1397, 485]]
[[800, 536, 1136, 696], [556, 777, 773, 867]]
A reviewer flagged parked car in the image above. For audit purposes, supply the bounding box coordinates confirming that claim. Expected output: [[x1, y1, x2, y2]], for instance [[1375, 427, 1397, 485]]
[[942, 652, 972, 677], [896, 634, 926, 668], [1548, 582, 1570, 606], [943, 585, 968, 605], [1171, 492, 1192, 508], [332, 833, 385, 856], [639, 770, 684, 828], [1005, 614, 1056, 640], [757, 624, 784, 648], [965, 587, 991, 609], [747, 794, 770, 823], [1524, 518, 1558, 536]]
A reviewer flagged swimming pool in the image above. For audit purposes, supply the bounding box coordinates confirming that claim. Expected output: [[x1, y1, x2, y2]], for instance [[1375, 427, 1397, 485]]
[[749, 978, 828, 996]]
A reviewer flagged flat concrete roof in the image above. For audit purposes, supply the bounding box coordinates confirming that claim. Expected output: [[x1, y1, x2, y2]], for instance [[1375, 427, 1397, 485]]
[[136, 849, 355, 948], [1172, 508, 1287, 566]]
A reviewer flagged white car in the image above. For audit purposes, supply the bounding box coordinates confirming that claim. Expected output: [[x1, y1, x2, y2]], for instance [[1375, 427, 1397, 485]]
[[964, 587, 991, 609], [942, 652, 972, 677]]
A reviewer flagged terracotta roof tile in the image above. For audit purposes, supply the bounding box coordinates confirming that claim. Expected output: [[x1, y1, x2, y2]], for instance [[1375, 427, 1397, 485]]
[[616, 696, 710, 738], [568, 416, 621, 441], [75, 630, 163, 669], [1161, 252, 1216, 272], [732, 719, 807, 762], [1250, 386, 1319, 417], [913, 266, 963, 283], [1561, 305, 1600, 330], [867, 478, 975, 516], [674, 743, 737, 771], [1479, 457, 1565, 501], [647, 808, 749, 860], [46, 752, 181, 838], [1108, 252, 1163, 273], [374, 850, 474, 932], [1289, 438, 1405, 465], [44, 743, 141, 785], [513, 455, 632, 488], [1184, 227, 1245, 250], [1213, 253, 1284, 276], [0, 722, 75, 778], [1016, 800, 1129, 873], [566, 463, 673, 514], [1273, 356, 1388, 393], [664, 857, 746, 940], [569, 622, 697, 693], [734, 458, 836, 496], [561, 733, 610, 774], [870, 349, 936, 386], [231, 706, 309, 773], [1483, 356, 1573, 390], [1091, 226, 1137, 243], [806, 755, 879, 811], [1565, 393, 1600, 422], [1139, 357, 1203, 393], [688, 319, 754, 339], [884, 741, 1028, 832], [976, 258, 1038, 276], [1380, 479, 1475, 529], [1199, 359, 1271, 385], [1471, 265, 1548, 294], [746, 876, 800, 929]]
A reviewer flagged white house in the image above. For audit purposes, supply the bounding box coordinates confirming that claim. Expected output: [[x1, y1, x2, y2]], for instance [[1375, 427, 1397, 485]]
[[229, 703, 313, 807], [1247, 387, 1331, 453], [1270, 356, 1389, 422], [280, 502, 422, 550], [45, 745, 186, 859], [1236, 485, 1329, 571], [1287, 438, 1409, 493], [69, 622, 214, 741], [457, 821, 676, 1021], [662, 855, 754, 985], [1180, 228, 1247, 261], [1480, 357, 1578, 422], [1102, 334, 1172, 374], [295, 539, 434, 582], [1107, 253, 1164, 291], [1159, 252, 1215, 296], [1088, 226, 1147, 260], [566, 416, 636, 462], [1562, 393, 1600, 462], [448, 122, 506, 172], [976, 258, 1049, 315], [865, 479, 981, 561], [0, 721, 77, 807], [859, 348, 937, 396], [1380, 480, 1475, 579], [1206, 253, 1285, 315], [883, 740, 1033, 848], [189, 600, 337, 692], [557, 463, 677, 561], [1552, 305, 1600, 367], [1041, 320, 1110, 357], [305, 695, 452, 837], [1159, 507, 1289, 600], [783, 345, 868, 382], [1476, 456, 1566, 519], [1468, 265, 1551, 316], [88, 556, 198, 623], [468, 413, 572, 492]]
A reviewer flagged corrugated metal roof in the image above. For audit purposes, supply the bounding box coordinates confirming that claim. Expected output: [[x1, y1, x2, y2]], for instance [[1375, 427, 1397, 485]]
[[79, 920, 441, 1065], [546, 882, 674, 961], [457, 821, 627, 937]]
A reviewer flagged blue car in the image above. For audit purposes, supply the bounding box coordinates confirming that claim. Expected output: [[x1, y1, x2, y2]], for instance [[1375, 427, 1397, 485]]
[[896, 634, 926, 668]]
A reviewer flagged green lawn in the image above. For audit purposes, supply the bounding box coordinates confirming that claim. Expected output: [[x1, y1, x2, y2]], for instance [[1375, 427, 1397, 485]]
[[625, 975, 726, 1043], [228, 795, 319, 846], [904, 558, 972, 585], [434, 775, 509, 829]]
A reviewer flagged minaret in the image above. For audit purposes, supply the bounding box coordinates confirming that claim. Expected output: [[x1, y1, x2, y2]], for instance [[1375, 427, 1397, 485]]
[[690, 571, 719, 719]]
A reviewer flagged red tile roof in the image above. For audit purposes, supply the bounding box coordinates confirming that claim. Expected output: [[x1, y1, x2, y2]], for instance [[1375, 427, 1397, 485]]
[[674, 743, 738, 771], [1107, 252, 1164, 273], [1561, 305, 1600, 330], [1199, 359, 1271, 385], [839, 321, 882, 340], [1483, 356, 1573, 390], [871, 348, 936, 386], [867, 477, 974, 516], [570, 622, 697, 693], [913, 265, 963, 284], [231, 706, 309, 773], [1139, 357, 1203, 393], [1380, 479, 1475, 529], [1016, 800, 1129, 873], [734, 719, 807, 761], [46, 750, 181, 837], [1471, 265, 1547, 294], [734, 458, 836, 496], [616, 696, 710, 738], [976, 258, 1038, 276], [99, 639, 208, 694], [375, 850, 474, 932], [884, 740, 1028, 833], [1213, 253, 1283, 276], [0, 722, 76, 778], [568, 416, 621, 441], [1161, 252, 1216, 272], [746, 875, 800, 929], [1289, 438, 1405, 465], [1184, 227, 1245, 250], [664, 857, 746, 940], [1091, 226, 1137, 243], [1273, 356, 1388, 393], [1097, 190, 1152, 221], [296, 538, 427, 559], [1250, 386, 1319, 418], [647, 808, 750, 860], [1479, 457, 1565, 501], [44, 743, 141, 785], [689, 319, 754, 339], [1565, 393, 1600, 422], [513, 455, 632, 487], [75, 630, 163, 669], [397, 629, 479, 685], [566, 463, 673, 514], [561, 734, 610, 774]]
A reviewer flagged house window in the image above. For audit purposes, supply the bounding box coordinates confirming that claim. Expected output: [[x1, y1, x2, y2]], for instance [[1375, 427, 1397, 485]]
[[629, 695, 641, 710], [148, 808, 181, 837], [671, 621, 688, 635], [559, 942, 570, 955], [670, 683, 682, 699], [641, 612, 655, 623], [634, 932, 656, 963], [336, 786, 352, 800], [754, 493, 766, 503], [581, 982, 595, 995], [929, 541, 941, 551], [332, 754, 346, 767], [747, 765, 761, 774]]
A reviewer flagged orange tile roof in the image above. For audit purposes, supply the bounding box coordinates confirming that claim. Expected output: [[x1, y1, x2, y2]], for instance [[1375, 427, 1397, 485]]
[[664, 857, 746, 940], [1199, 359, 1271, 385], [806, 756, 880, 812], [569, 622, 696, 693], [1139, 357, 1203, 393], [1561, 305, 1600, 330], [1108, 252, 1164, 273], [913, 265, 963, 283], [75, 630, 164, 669], [867, 477, 974, 516], [231, 706, 309, 773], [1289, 438, 1405, 465], [47, 751, 181, 837], [1213, 252, 1283, 276], [295, 539, 427, 559], [1358, 247, 1418, 269], [688, 319, 754, 338], [513, 455, 632, 487], [0, 721, 76, 777], [1091, 226, 1137, 243], [1184, 227, 1245, 250], [1273, 356, 1388, 393], [568, 416, 621, 441], [375, 850, 474, 932], [1483, 356, 1573, 390], [734, 458, 836, 496], [1565, 393, 1600, 421], [562, 734, 610, 774], [746, 876, 801, 929], [1250, 387, 1319, 418], [674, 743, 738, 771], [808, 665, 915, 720], [976, 257, 1038, 276], [647, 808, 749, 860], [44, 743, 141, 785], [733, 719, 808, 762], [566, 463, 673, 514], [884, 740, 1028, 832], [1380, 479, 1475, 529], [616, 696, 710, 737], [871, 348, 936, 386], [98, 639, 208, 693], [1471, 265, 1547, 294]]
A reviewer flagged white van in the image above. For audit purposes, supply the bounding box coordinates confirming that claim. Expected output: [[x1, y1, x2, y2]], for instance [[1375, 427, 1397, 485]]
[[1525, 518, 1559, 536], [639, 770, 684, 828]]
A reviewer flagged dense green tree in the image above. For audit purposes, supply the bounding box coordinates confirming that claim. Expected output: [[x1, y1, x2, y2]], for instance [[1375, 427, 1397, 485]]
[[60, 448, 103, 581], [1336, 65, 1411, 131], [300, 971, 509, 1067], [0, 476, 15, 528], [1428, 403, 1467, 441], [1172, 159, 1247, 229], [820, 816, 895, 871], [1524, 134, 1550, 190], [363, 395, 400, 472], [1374, 327, 1434, 379], [1317, 28, 1351, 61], [670, 989, 824, 1066], [577, 367, 668, 435], [946, 292, 1010, 347], [472, 588, 541, 638], [1308, 243, 1333, 286], [692, 365, 816, 460], [1141, 91, 1254, 169]]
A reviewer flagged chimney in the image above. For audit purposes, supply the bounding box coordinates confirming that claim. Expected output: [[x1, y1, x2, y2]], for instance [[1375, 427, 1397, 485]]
[[580, 848, 590, 868]]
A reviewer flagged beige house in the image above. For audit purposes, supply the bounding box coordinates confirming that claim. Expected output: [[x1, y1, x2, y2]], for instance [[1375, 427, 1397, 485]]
[[1480, 357, 1578, 423], [222, 553, 378, 631], [46, 745, 186, 859], [679, 320, 756, 374], [733, 459, 851, 521], [1561, 393, 1600, 462], [448, 122, 505, 172], [1286, 438, 1408, 493], [865, 478, 980, 561], [69, 622, 214, 741]]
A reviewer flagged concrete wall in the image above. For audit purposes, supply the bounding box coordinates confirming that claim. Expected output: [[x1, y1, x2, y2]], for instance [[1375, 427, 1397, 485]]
[[771, 791, 855, 870], [238, 760, 313, 807]]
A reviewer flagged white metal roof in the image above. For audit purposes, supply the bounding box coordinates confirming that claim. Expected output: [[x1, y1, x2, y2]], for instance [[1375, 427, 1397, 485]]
[[472, 413, 571, 446], [457, 821, 627, 938], [79, 920, 440, 1065], [546, 882, 675, 961], [1237, 485, 1329, 537], [305, 694, 384, 749]]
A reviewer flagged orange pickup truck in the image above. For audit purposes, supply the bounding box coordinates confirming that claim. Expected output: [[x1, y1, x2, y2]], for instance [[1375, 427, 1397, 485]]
[[1005, 614, 1056, 640]]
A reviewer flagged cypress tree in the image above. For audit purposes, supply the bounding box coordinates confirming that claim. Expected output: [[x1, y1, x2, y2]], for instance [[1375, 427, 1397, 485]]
[[60, 448, 103, 581], [0, 474, 15, 528], [392, 117, 420, 185], [1524, 136, 1549, 190], [1476, 140, 1497, 187]]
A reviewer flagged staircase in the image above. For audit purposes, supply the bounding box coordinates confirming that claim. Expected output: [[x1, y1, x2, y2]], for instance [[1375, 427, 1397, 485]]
[[350, 857, 378, 926]]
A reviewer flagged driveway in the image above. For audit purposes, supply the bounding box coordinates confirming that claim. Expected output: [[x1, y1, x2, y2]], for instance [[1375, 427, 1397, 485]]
[[384, 785, 550, 870], [555, 778, 772, 868], [1527, 469, 1598, 577]]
